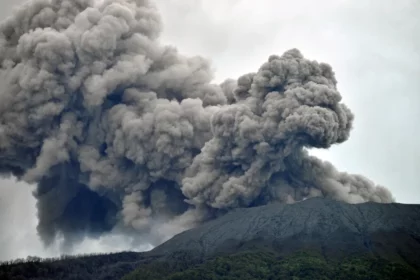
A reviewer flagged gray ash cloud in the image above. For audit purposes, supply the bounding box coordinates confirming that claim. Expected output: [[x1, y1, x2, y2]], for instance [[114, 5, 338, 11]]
[[0, 0, 393, 248]]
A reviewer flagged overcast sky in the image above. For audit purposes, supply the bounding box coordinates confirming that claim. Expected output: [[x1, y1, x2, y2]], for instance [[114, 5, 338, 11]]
[[0, 0, 419, 261]]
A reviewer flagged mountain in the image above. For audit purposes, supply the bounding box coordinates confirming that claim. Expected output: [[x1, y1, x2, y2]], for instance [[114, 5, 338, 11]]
[[152, 197, 420, 261], [2, 198, 420, 279]]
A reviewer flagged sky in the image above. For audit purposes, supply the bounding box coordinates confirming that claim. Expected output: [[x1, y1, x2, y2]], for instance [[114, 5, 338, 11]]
[[0, 0, 419, 261]]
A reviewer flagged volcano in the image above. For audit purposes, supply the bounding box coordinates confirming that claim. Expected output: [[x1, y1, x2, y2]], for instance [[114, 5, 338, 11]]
[[2, 198, 420, 279], [152, 197, 420, 262]]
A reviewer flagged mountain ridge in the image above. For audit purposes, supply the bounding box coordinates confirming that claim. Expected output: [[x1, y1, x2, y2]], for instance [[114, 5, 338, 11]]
[[151, 197, 420, 264], [2, 198, 420, 279]]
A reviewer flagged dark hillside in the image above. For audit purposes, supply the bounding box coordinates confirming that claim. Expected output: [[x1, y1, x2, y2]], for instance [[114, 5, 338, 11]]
[[0, 252, 149, 280], [2, 198, 420, 280], [151, 197, 420, 265], [124, 250, 420, 280]]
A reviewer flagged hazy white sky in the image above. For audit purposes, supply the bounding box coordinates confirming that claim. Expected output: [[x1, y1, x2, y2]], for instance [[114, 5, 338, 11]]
[[0, 0, 419, 261]]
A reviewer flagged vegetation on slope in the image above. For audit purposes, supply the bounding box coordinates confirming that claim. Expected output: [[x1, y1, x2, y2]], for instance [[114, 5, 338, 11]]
[[1, 249, 419, 280], [0, 252, 146, 280], [124, 250, 420, 280]]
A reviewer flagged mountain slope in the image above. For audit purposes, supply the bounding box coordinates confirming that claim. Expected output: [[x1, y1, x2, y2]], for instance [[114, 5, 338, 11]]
[[125, 251, 420, 280], [0, 252, 148, 280], [2, 198, 420, 280], [151, 198, 420, 263], [123, 198, 420, 279]]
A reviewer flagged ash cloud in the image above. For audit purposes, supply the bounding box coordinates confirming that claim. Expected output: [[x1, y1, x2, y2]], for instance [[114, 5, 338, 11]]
[[0, 0, 393, 248]]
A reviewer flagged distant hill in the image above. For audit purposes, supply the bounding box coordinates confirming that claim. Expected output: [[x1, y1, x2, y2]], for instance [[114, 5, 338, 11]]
[[2, 198, 420, 279]]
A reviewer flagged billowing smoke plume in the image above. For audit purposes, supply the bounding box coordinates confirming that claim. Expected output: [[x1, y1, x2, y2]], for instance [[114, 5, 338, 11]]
[[0, 0, 393, 248]]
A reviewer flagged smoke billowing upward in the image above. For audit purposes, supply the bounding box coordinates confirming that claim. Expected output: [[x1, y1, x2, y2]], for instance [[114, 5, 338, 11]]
[[0, 0, 393, 249]]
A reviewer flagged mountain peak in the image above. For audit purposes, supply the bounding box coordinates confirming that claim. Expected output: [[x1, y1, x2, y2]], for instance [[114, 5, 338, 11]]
[[152, 198, 420, 264]]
